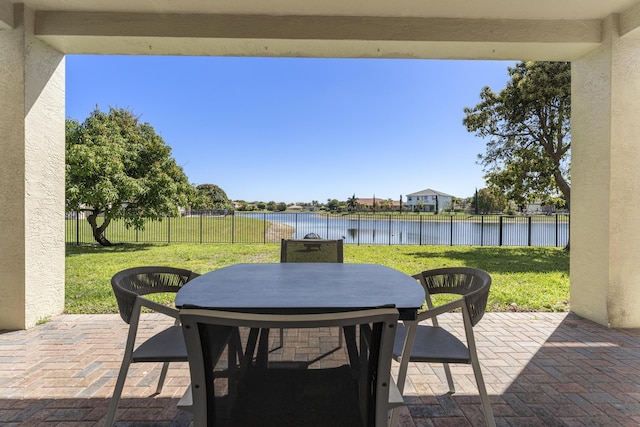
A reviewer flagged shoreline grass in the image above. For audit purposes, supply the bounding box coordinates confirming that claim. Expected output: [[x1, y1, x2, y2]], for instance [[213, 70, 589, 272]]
[[65, 243, 569, 314]]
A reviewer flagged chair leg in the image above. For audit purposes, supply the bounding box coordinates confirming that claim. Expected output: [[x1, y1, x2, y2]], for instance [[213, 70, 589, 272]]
[[389, 406, 401, 427], [389, 322, 418, 427], [105, 358, 132, 426], [155, 361, 170, 394], [395, 322, 418, 394], [388, 359, 408, 427], [470, 353, 496, 427], [442, 362, 456, 394]]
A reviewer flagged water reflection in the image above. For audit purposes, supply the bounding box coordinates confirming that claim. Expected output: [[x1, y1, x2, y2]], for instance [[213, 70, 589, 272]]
[[237, 212, 569, 247], [347, 228, 357, 239]]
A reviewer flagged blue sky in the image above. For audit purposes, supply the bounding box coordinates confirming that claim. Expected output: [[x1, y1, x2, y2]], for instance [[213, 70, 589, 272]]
[[66, 56, 515, 204]]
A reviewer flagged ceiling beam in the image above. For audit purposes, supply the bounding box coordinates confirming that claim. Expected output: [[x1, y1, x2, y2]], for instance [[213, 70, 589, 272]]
[[620, 2, 640, 36], [0, 0, 14, 30], [36, 12, 601, 43], [33, 12, 603, 60]]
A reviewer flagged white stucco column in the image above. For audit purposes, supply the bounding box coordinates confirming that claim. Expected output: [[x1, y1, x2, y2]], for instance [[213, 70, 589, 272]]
[[571, 15, 640, 328], [0, 4, 65, 329]]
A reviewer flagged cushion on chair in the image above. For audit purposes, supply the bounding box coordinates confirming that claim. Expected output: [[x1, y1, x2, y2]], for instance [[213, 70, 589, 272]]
[[132, 325, 188, 362], [392, 323, 471, 364]]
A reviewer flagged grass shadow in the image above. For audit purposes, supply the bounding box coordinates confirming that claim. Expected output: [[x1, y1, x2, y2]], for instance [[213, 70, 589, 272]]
[[404, 246, 569, 275], [65, 242, 158, 256]]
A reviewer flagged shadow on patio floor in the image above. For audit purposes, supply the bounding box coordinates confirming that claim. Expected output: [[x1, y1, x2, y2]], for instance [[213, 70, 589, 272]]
[[1, 312, 639, 426]]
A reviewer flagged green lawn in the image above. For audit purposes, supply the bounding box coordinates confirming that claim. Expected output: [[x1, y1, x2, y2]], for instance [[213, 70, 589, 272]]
[[65, 243, 569, 314]]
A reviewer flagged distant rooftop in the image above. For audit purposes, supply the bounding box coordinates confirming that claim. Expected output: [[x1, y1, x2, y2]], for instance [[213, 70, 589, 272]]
[[406, 188, 454, 197]]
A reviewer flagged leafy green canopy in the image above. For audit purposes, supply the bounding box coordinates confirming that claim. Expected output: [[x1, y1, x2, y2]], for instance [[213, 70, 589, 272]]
[[192, 183, 231, 210], [476, 188, 507, 214], [66, 107, 193, 245], [463, 61, 571, 210]]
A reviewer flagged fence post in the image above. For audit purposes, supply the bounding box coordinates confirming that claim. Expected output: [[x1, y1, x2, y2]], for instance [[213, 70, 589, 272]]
[[528, 216, 532, 246], [388, 215, 392, 245], [200, 212, 203, 244], [75, 212, 80, 246], [260, 212, 264, 244], [555, 214, 559, 247], [326, 214, 330, 239], [481, 215, 484, 246], [232, 213, 235, 244], [167, 216, 171, 243], [419, 216, 423, 246], [499, 216, 503, 246], [450, 216, 454, 246]]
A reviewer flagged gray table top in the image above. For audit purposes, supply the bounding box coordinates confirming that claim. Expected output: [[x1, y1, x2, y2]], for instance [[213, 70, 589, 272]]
[[176, 263, 425, 320]]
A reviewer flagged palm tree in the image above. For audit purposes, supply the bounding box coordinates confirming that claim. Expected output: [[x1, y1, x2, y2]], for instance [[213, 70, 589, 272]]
[[346, 194, 358, 213]]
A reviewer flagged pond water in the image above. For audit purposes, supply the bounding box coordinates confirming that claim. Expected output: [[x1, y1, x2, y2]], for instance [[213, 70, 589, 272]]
[[237, 212, 569, 247]]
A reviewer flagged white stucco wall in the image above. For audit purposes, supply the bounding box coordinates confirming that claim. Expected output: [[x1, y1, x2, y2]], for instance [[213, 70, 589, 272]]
[[606, 20, 640, 328], [0, 5, 64, 329], [572, 16, 640, 327], [0, 4, 27, 329]]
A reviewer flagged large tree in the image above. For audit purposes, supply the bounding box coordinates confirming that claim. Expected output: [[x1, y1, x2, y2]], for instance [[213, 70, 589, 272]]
[[476, 188, 508, 214], [66, 107, 193, 246], [193, 183, 231, 210], [463, 61, 571, 210]]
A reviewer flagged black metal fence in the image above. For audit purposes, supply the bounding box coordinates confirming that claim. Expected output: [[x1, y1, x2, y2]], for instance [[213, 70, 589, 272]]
[[66, 211, 569, 247]]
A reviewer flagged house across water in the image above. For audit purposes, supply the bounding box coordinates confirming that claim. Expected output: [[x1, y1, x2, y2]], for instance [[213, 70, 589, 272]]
[[405, 189, 454, 213]]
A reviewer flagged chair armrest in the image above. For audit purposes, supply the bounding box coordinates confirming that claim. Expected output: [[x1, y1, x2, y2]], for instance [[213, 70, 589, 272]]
[[139, 297, 180, 319], [415, 298, 465, 322]]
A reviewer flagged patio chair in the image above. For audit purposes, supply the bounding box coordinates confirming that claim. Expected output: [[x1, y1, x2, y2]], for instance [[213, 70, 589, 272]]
[[390, 267, 496, 427], [105, 266, 200, 427], [279, 238, 344, 348], [180, 307, 400, 427], [280, 238, 344, 263]]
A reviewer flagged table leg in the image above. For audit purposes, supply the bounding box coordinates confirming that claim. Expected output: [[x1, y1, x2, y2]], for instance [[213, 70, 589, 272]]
[[343, 325, 359, 371], [226, 328, 244, 398], [243, 328, 260, 368], [256, 328, 270, 369]]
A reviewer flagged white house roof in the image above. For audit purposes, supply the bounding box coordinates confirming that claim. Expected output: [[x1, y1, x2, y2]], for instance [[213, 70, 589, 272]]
[[406, 189, 454, 198]]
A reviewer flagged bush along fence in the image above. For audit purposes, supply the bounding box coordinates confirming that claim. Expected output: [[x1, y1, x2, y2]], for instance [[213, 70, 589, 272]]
[[66, 211, 569, 247]]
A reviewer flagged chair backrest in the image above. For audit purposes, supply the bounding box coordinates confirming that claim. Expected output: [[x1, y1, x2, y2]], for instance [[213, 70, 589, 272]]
[[415, 267, 491, 326], [180, 307, 398, 427], [280, 238, 344, 263], [111, 266, 200, 324]]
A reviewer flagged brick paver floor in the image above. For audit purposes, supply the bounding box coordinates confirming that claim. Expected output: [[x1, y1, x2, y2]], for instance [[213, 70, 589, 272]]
[[1, 312, 640, 426]]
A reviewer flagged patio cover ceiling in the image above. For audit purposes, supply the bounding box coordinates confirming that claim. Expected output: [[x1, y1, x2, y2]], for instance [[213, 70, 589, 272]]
[[2, 0, 640, 60]]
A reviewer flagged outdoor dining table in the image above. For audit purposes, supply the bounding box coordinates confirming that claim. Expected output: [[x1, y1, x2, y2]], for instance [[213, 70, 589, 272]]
[[175, 262, 425, 425], [175, 262, 424, 319]]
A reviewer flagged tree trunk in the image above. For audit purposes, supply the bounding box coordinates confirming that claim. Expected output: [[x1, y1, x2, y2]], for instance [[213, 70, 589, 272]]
[[551, 172, 571, 252], [87, 212, 112, 246]]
